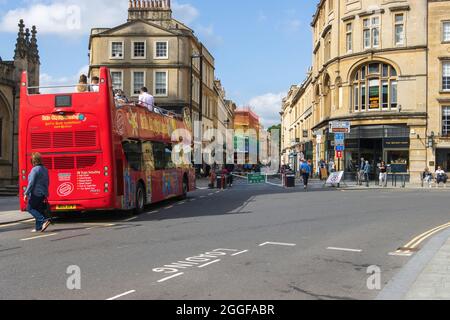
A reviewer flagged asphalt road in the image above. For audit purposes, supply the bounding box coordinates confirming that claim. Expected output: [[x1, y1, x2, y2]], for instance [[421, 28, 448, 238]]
[[1, 183, 450, 300]]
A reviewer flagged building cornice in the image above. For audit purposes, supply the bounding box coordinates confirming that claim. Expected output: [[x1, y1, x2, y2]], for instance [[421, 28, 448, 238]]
[[311, 112, 427, 131]]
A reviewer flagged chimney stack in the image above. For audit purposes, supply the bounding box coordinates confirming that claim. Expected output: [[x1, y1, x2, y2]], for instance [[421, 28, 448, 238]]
[[128, 0, 172, 22]]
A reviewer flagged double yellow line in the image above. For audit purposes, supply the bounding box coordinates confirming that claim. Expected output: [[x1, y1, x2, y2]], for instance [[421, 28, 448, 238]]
[[394, 221, 450, 254]]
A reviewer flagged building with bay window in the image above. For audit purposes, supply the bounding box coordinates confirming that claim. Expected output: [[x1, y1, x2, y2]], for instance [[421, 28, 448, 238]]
[[281, 0, 450, 182]]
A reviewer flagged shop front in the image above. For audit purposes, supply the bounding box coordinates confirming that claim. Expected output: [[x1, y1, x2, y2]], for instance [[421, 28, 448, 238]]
[[343, 125, 410, 180], [436, 148, 450, 172]]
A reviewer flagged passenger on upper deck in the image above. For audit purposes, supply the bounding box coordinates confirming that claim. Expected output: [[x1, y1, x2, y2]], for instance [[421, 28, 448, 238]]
[[76, 74, 88, 93], [114, 89, 129, 107], [138, 87, 154, 112], [90, 76, 100, 92]]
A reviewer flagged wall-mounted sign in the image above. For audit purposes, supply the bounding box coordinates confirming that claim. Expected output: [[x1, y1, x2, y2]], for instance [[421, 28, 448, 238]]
[[384, 138, 410, 149]]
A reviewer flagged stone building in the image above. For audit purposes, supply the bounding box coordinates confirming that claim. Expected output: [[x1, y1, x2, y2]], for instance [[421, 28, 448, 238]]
[[88, 0, 218, 127], [281, 0, 450, 182], [427, 0, 450, 172], [0, 20, 40, 187]]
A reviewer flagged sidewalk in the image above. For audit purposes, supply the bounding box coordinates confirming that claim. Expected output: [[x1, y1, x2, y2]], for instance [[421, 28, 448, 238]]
[[378, 228, 450, 300], [405, 235, 450, 299], [0, 210, 30, 225]]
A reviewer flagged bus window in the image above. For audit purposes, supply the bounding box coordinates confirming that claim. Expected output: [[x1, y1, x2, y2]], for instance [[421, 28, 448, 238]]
[[165, 144, 175, 169], [122, 141, 142, 171], [152, 142, 165, 170], [142, 141, 155, 171]]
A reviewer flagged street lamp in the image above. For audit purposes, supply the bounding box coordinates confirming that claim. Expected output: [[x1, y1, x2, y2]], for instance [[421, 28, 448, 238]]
[[189, 53, 204, 126], [189, 52, 204, 166], [428, 131, 435, 149]]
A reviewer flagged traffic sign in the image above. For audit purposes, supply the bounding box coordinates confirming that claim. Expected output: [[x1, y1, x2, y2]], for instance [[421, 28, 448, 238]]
[[330, 121, 351, 134], [336, 151, 343, 159], [336, 145, 345, 152]]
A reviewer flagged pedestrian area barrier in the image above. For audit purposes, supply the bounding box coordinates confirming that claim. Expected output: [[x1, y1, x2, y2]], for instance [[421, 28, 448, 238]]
[[230, 172, 286, 187]]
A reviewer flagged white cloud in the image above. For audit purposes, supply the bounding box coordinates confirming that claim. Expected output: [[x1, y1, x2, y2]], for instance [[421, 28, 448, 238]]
[[172, 2, 199, 25], [246, 92, 285, 128], [195, 24, 223, 48], [39, 65, 89, 93], [0, 1, 199, 36]]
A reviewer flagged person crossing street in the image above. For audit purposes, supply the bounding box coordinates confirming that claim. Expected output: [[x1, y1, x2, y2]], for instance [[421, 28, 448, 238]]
[[300, 159, 312, 191]]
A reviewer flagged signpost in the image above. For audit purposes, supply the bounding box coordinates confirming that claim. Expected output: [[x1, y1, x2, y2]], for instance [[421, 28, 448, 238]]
[[247, 174, 265, 184], [330, 121, 351, 134], [330, 122, 351, 187]]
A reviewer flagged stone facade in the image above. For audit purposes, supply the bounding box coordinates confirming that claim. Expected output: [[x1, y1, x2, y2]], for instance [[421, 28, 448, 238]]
[[281, 0, 450, 183], [0, 20, 40, 186], [89, 0, 221, 129]]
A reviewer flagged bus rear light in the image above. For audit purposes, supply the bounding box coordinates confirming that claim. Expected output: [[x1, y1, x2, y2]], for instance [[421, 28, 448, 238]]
[[22, 170, 26, 174], [22, 176, 26, 180], [104, 172, 109, 176], [104, 189, 109, 193], [22, 187, 26, 191], [104, 183, 109, 188], [104, 166, 109, 171]]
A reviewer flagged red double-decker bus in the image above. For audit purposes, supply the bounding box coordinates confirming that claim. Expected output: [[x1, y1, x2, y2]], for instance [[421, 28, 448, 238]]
[[19, 67, 195, 214]]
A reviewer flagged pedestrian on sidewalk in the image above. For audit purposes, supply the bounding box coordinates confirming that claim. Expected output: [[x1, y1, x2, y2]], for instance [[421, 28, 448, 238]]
[[24, 153, 51, 233], [422, 167, 433, 188], [364, 160, 371, 187], [300, 159, 311, 191], [379, 161, 388, 187], [435, 166, 447, 188]]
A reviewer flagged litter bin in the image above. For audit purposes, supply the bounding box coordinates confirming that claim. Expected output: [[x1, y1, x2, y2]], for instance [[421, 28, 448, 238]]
[[216, 175, 227, 189], [285, 174, 296, 188]]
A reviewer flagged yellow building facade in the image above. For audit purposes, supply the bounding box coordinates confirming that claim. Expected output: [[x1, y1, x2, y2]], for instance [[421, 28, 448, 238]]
[[282, 0, 450, 182]]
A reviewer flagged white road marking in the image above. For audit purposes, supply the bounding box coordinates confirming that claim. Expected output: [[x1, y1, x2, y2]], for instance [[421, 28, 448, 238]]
[[106, 290, 136, 300], [389, 251, 413, 257], [259, 242, 297, 247], [177, 201, 186, 205], [327, 247, 363, 253], [157, 272, 184, 283], [190, 199, 197, 202], [148, 210, 159, 215], [123, 216, 139, 222], [164, 206, 174, 210], [85, 223, 116, 231], [197, 259, 221, 268], [208, 193, 214, 196], [20, 233, 58, 241], [200, 196, 206, 199], [231, 250, 249, 256]]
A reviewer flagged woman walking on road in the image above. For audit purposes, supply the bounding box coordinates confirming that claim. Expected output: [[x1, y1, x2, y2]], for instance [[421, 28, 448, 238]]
[[24, 153, 51, 233]]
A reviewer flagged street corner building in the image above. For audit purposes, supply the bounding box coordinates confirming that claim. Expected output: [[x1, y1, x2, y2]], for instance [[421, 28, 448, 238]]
[[88, 0, 232, 137], [0, 20, 40, 187], [281, 0, 450, 183]]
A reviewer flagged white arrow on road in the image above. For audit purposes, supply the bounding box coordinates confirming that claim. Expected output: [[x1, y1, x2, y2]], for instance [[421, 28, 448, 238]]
[[259, 242, 296, 247]]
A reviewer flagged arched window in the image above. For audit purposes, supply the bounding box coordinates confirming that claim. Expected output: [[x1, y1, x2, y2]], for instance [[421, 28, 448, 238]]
[[352, 62, 398, 112]]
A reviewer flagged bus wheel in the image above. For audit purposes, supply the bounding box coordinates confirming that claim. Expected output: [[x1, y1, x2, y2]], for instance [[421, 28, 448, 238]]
[[135, 184, 145, 214]]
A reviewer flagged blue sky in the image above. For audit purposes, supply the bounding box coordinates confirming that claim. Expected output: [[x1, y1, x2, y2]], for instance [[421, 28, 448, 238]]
[[0, 0, 317, 126]]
